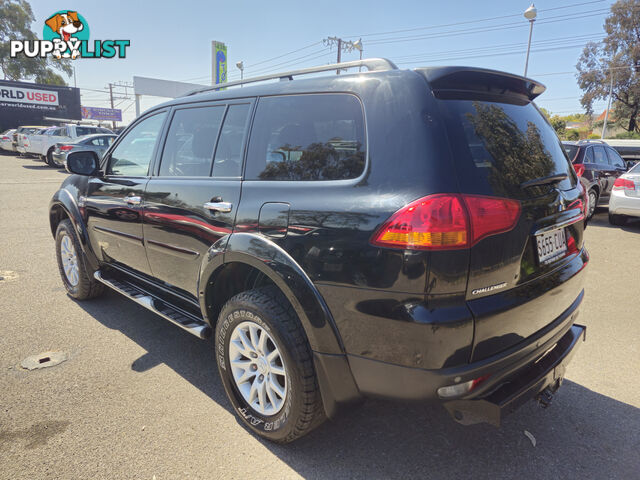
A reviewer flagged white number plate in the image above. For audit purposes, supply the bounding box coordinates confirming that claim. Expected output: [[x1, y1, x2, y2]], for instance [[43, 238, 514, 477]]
[[536, 228, 567, 264]]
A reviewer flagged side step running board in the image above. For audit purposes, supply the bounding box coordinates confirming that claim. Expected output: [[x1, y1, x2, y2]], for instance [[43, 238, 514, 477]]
[[94, 271, 211, 339]]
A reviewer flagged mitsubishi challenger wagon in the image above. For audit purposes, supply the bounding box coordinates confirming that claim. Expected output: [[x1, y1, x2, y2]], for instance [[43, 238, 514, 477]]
[[49, 58, 588, 443]]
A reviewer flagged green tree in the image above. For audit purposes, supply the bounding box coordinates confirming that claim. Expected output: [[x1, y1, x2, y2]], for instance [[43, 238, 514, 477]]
[[576, 0, 640, 132], [566, 129, 580, 141], [538, 107, 552, 119], [0, 0, 72, 84], [550, 115, 566, 137]]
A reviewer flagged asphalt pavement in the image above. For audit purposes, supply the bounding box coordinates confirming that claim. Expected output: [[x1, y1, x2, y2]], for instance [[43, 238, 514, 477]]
[[1, 152, 639, 480]]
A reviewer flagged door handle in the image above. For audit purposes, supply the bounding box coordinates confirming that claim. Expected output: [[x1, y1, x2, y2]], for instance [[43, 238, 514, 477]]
[[204, 201, 232, 213], [124, 195, 141, 205]]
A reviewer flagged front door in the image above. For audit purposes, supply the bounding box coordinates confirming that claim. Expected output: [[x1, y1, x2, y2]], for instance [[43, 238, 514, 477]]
[[143, 101, 252, 297], [85, 111, 168, 276]]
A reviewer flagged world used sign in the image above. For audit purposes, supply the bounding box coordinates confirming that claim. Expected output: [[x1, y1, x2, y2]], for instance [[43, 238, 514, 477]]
[[0, 85, 59, 106]]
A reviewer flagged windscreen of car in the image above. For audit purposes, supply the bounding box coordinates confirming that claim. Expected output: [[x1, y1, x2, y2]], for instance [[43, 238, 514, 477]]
[[438, 99, 576, 199], [563, 144, 579, 161]]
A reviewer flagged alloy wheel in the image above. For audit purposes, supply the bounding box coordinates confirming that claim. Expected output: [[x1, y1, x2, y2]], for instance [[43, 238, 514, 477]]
[[229, 321, 287, 416], [60, 234, 80, 286]]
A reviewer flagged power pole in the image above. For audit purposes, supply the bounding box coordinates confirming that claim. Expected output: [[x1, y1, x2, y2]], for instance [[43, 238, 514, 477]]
[[602, 73, 614, 139], [108, 83, 115, 130], [104, 81, 132, 128], [323, 37, 361, 75]]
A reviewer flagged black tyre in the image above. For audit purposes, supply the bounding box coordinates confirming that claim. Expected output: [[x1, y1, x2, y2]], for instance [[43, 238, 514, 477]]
[[47, 147, 61, 168], [608, 213, 626, 226], [586, 189, 598, 221], [215, 286, 325, 443], [55, 219, 104, 300]]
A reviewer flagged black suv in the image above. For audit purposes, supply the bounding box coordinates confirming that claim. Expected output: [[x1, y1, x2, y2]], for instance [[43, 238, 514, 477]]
[[563, 140, 628, 220], [50, 59, 588, 443]]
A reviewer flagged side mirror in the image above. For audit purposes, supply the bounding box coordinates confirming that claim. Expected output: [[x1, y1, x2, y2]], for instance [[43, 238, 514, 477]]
[[66, 151, 100, 176]]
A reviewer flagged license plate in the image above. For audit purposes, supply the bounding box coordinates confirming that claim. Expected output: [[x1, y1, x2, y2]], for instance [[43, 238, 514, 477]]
[[536, 228, 567, 264]]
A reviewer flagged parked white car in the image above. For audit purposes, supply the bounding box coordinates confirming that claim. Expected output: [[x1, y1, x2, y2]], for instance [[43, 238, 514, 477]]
[[1, 129, 17, 152], [609, 162, 640, 225], [26, 124, 113, 165], [13, 126, 47, 154], [17, 127, 52, 155]]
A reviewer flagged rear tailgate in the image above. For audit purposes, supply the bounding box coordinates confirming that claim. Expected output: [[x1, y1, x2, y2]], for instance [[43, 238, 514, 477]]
[[421, 67, 587, 361]]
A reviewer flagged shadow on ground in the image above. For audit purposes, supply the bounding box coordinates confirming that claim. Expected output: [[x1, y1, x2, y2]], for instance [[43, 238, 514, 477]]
[[77, 291, 640, 479], [21, 165, 66, 173], [589, 209, 640, 232]]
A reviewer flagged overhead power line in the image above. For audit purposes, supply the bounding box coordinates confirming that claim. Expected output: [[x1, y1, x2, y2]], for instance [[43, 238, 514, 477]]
[[363, 9, 609, 46], [343, 0, 606, 39]]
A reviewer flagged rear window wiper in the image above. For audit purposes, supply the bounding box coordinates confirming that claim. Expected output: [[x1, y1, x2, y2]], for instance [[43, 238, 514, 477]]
[[520, 173, 567, 189]]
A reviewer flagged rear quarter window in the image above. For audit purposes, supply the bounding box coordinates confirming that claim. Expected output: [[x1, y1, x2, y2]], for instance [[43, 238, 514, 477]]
[[246, 94, 365, 181], [438, 99, 575, 199]]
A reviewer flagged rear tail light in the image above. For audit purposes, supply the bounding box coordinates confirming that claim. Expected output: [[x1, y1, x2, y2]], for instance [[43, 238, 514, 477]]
[[60, 145, 74, 151], [573, 163, 585, 177], [613, 178, 635, 191], [1, 136, 9, 141], [371, 194, 521, 250]]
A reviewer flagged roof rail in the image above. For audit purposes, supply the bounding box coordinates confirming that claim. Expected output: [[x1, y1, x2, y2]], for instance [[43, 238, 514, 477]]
[[577, 139, 605, 144], [184, 57, 398, 96]]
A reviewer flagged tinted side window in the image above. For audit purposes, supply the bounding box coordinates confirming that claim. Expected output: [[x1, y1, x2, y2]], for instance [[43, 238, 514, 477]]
[[107, 112, 167, 176], [593, 145, 609, 165], [88, 137, 108, 146], [606, 147, 626, 168], [213, 104, 250, 177], [76, 127, 96, 136], [246, 94, 365, 181], [584, 147, 594, 163], [159, 105, 224, 177]]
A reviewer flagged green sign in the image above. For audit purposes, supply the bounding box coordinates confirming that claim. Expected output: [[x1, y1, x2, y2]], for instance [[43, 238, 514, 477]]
[[213, 41, 227, 87]]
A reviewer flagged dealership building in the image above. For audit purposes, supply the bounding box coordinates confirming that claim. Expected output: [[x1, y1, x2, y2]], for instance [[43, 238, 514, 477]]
[[0, 79, 81, 132]]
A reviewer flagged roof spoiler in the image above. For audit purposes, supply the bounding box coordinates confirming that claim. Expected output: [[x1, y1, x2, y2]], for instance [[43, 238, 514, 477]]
[[417, 66, 546, 102]]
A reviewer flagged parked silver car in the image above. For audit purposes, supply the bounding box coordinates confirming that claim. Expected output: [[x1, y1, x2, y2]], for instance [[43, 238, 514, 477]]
[[1, 129, 17, 152], [609, 162, 640, 225], [50, 134, 117, 168]]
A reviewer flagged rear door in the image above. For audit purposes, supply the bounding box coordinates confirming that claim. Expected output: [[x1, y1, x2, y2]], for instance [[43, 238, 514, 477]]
[[592, 145, 615, 199], [605, 146, 628, 180], [85, 111, 168, 275], [437, 97, 585, 360], [142, 100, 251, 298]]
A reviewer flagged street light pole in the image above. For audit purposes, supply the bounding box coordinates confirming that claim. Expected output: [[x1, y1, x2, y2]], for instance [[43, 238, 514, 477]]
[[602, 68, 614, 138], [236, 61, 244, 86], [523, 4, 537, 77]]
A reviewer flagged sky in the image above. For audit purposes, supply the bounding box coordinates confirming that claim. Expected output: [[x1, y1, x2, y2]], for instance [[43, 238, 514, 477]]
[[25, 0, 617, 125]]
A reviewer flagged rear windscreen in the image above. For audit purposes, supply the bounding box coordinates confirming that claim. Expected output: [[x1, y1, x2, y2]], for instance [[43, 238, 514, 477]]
[[438, 99, 575, 199], [563, 144, 579, 161]]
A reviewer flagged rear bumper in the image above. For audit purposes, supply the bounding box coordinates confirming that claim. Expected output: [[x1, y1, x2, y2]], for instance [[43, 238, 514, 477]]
[[346, 289, 585, 424], [52, 152, 67, 165], [609, 191, 640, 217], [442, 323, 585, 426]]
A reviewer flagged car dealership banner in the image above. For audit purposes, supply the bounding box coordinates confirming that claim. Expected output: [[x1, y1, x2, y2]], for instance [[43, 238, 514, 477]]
[[0, 79, 81, 132], [212, 41, 227, 87], [0, 85, 59, 107], [81, 106, 122, 121]]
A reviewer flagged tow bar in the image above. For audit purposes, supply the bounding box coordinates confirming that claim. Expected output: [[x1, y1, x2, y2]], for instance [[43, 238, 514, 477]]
[[536, 387, 554, 408]]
